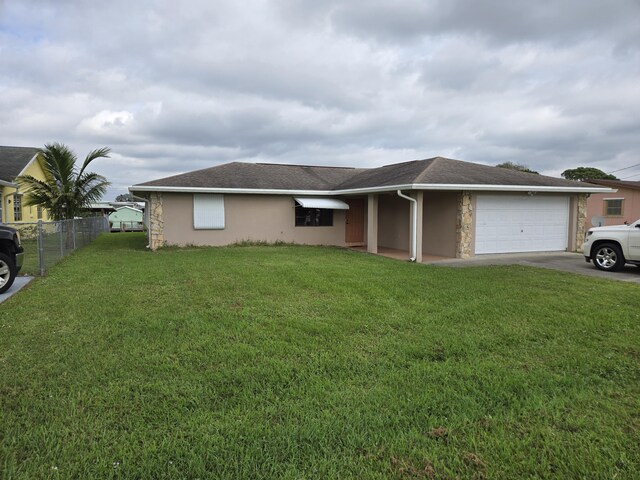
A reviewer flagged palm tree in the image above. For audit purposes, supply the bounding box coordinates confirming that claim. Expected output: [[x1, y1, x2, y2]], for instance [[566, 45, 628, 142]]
[[17, 143, 111, 220]]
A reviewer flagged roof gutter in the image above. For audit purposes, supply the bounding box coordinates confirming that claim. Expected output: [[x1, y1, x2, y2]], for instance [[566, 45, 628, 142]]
[[129, 183, 616, 196], [0, 180, 18, 188], [396, 190, 417, 262]]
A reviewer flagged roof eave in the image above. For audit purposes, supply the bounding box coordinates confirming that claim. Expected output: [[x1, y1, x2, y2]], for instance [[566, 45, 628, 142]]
[[17, 153, 42, 177], [0, 179, 18, 188], [114, 206, 143, 213], [410, 184, 616, 193], [130, 183, 616, 195]]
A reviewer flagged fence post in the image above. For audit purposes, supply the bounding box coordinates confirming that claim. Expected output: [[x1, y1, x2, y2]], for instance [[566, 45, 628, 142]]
[[72, 219, 76, 250], [37, 220, 45, 276], [60, 221, 64, 257]]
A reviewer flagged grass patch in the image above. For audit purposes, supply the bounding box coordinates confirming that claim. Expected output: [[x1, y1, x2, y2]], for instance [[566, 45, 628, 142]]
[[16, 237, 39, 276], [1, 233, 639, 478]]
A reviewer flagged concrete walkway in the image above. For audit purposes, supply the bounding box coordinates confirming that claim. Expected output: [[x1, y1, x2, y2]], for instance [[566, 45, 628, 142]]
[[0, 276, 34, 304], [425, 252, 640, 284]]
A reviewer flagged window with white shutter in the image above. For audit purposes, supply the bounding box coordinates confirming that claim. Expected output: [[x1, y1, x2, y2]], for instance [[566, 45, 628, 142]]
[[193, 194, 225, 229]]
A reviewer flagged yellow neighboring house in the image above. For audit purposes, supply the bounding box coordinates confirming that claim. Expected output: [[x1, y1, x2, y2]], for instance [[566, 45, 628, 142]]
[[0, 146, 51, 224]]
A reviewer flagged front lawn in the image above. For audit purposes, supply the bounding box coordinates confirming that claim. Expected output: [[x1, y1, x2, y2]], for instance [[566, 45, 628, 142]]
[[1, 233, 638, 479]]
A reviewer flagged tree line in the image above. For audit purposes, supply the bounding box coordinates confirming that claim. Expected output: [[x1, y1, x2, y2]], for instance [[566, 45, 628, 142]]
[[496, 162, 617, 181]]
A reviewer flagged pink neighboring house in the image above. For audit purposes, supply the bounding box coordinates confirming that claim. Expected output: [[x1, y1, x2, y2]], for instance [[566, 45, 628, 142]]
[[585, 179, 640, 227]]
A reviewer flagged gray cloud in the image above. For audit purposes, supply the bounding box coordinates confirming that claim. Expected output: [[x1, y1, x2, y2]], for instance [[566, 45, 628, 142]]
[[279, 0, 640, 47], [1, 0, 639, 199]]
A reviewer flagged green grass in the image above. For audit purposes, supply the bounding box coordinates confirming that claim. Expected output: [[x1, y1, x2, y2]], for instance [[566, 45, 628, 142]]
[[1, 233, 638, 479]]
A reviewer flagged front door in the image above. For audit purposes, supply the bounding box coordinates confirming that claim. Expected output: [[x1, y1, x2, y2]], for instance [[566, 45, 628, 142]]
[[345, 198, 365, 245]]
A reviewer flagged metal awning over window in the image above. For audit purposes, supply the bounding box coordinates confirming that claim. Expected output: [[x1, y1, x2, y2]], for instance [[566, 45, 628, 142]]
[[294, 197, 349, 210]]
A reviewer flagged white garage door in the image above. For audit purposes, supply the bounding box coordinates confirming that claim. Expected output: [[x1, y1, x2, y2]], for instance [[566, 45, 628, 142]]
[[475, 195, 570, 254]]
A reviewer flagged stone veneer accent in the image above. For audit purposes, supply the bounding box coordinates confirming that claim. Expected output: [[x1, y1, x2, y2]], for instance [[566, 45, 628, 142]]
[[149, 192, 165, 250], [456, 191, 473, 258], [575, 194, 588, 251]]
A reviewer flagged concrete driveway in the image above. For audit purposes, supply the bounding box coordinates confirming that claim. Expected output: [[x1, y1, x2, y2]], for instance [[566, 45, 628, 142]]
[[426, 252, 640, 284], [0, 276, 34, 304]]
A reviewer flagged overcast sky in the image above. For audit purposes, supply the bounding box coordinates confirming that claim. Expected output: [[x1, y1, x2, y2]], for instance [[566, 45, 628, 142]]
[[1, 0, 639, 199]]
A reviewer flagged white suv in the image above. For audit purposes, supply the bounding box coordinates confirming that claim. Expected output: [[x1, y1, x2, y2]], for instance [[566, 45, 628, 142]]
[[582, 219, 640, 271]]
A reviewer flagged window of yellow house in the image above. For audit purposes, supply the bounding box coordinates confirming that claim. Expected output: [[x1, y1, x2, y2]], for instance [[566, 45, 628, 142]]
[[13, 194, 22, 221], [37, 206, 43, 220]]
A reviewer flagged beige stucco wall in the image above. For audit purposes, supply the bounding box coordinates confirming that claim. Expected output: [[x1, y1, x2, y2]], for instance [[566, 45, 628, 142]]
[[423, 191, 458, 258], [144, 189, 591, 256], [586, 188, 640, 227], [377, 193, 410, 250], [161, 193, 346, 247]]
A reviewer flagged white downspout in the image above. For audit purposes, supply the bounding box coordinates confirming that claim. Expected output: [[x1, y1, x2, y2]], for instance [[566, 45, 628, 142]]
[[397, 190, 417, 262]]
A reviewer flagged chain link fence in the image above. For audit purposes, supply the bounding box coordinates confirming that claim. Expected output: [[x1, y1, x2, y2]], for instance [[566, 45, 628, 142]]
[[4, 217, 110, 275]]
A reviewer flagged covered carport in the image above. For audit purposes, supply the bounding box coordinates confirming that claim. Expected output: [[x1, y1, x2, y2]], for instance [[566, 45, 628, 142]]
[[364, 190, 459, 262]]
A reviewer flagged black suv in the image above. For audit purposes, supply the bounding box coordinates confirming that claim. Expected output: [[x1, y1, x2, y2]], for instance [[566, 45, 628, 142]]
[[0, 225, 24, 294]]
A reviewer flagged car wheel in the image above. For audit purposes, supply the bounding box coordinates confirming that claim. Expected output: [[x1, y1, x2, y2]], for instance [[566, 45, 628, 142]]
[[0, 252, 17, 294], [592, 243, 624, 272]]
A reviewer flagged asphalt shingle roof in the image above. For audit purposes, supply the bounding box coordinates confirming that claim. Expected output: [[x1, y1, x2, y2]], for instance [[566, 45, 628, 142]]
[[0, 146, 40, 183], [582, 178, 640, 191], [133, 157, 602, 191], [136, 162, 365, 190]]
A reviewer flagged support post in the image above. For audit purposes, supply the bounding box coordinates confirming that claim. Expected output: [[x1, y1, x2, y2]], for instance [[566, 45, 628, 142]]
[[60, 221, 64, 257], [37, 220, 45, 276], [367, 194, 378, 254]]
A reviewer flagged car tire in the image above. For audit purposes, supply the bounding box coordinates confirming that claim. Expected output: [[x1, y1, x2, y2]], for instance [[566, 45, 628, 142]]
[[0, 252, 17, 294], [592, 243, 625, 272]]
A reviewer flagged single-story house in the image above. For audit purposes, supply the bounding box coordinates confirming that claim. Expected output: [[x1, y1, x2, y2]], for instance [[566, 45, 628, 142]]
[[130, 157, 613, 261], [88, 201, 146, 216], [109, 206, 145, 231], [0, 146, 51, 224], [583, 179, 640, 227]]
